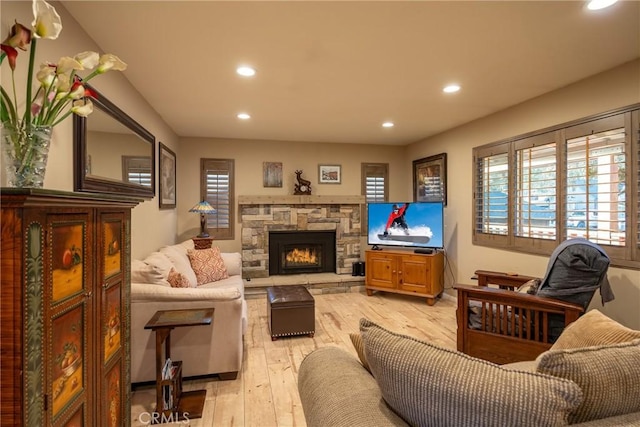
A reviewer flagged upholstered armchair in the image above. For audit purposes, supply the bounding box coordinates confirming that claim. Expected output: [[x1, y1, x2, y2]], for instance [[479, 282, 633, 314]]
[[456, 238, 613, 365]]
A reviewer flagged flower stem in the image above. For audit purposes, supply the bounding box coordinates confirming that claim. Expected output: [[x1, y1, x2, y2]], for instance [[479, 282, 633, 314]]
[[24, 38, 38, 127]]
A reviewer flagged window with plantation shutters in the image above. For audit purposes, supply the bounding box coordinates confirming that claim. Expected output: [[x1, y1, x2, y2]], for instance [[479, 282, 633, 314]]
[[362, 163, 388, 203], [473, 105, 640, 269], [201, 158, 234, 240], [515, 134, 557, 243], [122, 156, 152, 187], [361, 163, 389, 236], [473, 145, 509, 244], [564, 116, 626, 249]]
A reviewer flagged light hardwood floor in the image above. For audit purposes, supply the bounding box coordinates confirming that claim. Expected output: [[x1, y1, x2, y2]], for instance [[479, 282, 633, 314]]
[[130, 291, 458, 426]]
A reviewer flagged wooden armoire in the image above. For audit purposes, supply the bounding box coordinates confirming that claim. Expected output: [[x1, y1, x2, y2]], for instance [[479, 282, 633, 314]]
[[1, 189, 138, 427]]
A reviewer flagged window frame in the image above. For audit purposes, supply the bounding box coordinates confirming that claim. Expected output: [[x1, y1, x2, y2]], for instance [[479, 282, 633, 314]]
[[200, 158, 235, 240], [473, 104, 639, 269], [361, 162, 389, 236]]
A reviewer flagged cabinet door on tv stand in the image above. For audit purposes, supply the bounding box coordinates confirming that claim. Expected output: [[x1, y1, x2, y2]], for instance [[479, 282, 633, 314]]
[[365, 252, 396, 289], [398, 255, 429, 294]]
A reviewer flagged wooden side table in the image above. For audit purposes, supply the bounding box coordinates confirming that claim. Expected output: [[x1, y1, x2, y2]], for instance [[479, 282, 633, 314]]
[[144, 308, 214, 422], [192, 236, 214, 250]]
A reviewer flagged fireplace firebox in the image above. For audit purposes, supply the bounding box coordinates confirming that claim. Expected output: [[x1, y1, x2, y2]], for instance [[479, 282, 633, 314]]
[[269, 231, 336, 275]]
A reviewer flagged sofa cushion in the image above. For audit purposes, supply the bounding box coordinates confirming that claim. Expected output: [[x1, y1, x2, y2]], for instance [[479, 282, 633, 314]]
[[133, 253, 172, 287], [130, 282, 241, 302], [221, 252, 242, 276], [167, 267, 191, 288], [360, 318, 582, 427], [187, 247, 229, 285], [550, 309, 640, 351], [159, 244, 198, 287], [536, 339, 640, 424], [349, 333, 371, 373]]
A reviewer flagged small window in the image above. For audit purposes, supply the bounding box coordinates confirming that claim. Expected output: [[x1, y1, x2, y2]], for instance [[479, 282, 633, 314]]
[[361, 163, 389, 236], [474, 145, 509, 243], [564, 117, 626, 249], [200, 158, 235, 240], [515, 134, 557, 242], [362, 163, 388, 202]]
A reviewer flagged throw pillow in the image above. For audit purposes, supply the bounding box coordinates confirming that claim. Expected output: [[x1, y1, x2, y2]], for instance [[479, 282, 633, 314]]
[[187, 247, 229, 285], [537, 339, 640, 423], [517, 278, 541, 294], [167, 267, 190, 288], [550, 309, 640, 351], [159, 245, 198, 287], [131, 259, 170, 287], [349, 333, 371, 373], [359, 318, 583, 427]]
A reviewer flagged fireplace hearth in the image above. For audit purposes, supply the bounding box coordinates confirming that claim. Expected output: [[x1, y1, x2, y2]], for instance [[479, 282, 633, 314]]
[[269, 231, 336, 275]]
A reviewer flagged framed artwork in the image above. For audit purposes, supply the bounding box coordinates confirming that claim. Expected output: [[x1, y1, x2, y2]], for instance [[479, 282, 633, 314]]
[[263, 162, 283, 187], [318, 164, 341, 184], [159, 142, 176, 209], [413, 153, 447, 205]]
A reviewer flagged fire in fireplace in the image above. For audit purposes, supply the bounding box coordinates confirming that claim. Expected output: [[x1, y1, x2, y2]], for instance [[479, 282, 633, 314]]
[[269, 231, 336, 275]]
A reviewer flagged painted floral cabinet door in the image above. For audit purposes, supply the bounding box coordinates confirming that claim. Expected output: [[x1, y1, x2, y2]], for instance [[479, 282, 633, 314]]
[[0, 189, 135, 427], [48, 212, 94, 427], [99, 211, 128, 427]]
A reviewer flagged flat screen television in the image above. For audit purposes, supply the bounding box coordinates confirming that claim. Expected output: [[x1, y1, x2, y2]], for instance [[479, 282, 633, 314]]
[[367, 201, 444, 250]]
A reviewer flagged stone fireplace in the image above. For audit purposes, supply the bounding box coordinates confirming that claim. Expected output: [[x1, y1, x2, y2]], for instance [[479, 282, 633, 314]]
[[239, 195, 364, 278]]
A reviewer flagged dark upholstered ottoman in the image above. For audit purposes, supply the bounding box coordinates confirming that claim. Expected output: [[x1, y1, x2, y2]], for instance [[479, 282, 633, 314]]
[[267, 285, 315, 341]]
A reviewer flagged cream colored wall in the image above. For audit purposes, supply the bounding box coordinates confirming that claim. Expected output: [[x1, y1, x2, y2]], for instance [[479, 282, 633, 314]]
[[1, 1, 179, 259], [406, 59, 640, 328], [176, 138, 408, 252]]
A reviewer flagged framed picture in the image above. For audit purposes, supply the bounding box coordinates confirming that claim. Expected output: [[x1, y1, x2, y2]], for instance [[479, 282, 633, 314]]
[[318, 164, 341, 184], [413, 153, 447, 205], [263, 162, 283, 187], [158, 142, 176, 209]]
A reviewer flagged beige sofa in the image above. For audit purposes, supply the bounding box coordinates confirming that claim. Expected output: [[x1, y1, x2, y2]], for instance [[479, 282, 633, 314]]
[[130, 240, 247, 384], [298, 310, 640, 426]]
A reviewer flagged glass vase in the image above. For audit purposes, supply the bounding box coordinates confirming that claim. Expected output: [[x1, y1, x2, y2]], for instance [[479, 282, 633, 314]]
[[1, 123, 53, 188]]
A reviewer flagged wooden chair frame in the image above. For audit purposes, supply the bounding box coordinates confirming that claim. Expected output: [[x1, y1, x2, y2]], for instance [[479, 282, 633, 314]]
[[455, 270, 584, 365]]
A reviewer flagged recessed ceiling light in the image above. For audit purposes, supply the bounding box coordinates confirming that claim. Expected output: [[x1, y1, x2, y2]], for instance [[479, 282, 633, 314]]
[[587, 0, 618, 10], [382, 122, 394, 128], [236, 66, 256, 77], [237, 113, 251, 120], [443, 84, 461, 93]]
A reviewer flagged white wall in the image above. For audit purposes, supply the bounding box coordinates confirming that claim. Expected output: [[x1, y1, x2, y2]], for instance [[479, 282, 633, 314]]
[[406, 59, 640, 328], [1, 1, 180, 259]]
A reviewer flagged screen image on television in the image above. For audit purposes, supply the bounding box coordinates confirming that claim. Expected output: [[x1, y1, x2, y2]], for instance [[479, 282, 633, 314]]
[[367, 202, 444, 249]]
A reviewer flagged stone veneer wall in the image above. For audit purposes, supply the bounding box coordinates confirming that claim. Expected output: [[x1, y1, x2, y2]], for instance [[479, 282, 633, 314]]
[[239, 196, 364, 279]]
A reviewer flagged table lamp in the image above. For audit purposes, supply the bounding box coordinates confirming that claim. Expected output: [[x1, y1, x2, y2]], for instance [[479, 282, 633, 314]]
[[189, 200, 216, 238]]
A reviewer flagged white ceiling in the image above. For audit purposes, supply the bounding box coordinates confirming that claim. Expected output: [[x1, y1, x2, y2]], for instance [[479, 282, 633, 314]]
[[61, 1, 640, 146]]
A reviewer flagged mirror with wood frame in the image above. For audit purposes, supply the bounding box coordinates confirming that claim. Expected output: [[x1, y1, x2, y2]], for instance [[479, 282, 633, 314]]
[[73, 84, 155, 199]]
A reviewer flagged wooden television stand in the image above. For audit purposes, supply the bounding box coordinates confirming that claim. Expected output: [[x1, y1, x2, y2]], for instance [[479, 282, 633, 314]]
[[365, 249, 444, 305]]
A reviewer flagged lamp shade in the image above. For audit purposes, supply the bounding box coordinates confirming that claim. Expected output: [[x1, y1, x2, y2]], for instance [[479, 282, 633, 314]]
[[189, 200, 216, 214]]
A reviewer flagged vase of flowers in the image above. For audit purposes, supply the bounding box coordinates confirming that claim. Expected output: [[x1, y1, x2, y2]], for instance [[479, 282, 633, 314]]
[[1, 0, 126, 188]]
